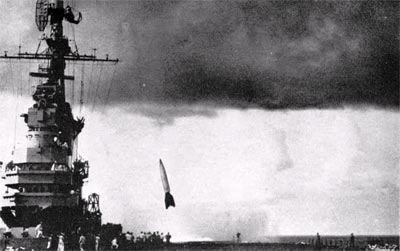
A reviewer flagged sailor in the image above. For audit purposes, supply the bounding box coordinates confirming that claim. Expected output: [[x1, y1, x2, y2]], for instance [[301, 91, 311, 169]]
[[94, 235, 100, 251], [316, 233, 321, 246], [79, 234, 86, 251], [47, 235, 53, 250], [236, 232, 241, 243], [57, 233, 65, 251], [155, 231, 161, 244], [111, 237, 118, 250], [349, 233, 355, 248], [125, 231, 133, 247], [51, 161, 57, 171], [138, 232, 144, 243], [35, 221, 44, 238], [165, 232, 171, 244]]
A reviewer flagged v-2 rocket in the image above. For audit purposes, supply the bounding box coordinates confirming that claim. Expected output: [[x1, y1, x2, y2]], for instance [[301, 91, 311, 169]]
[[159, 159, 175, 209]]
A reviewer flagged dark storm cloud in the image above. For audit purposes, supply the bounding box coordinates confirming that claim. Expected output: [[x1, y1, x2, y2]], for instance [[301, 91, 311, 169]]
[[3, 1, 399, 111], [92, 0, 398, 110]]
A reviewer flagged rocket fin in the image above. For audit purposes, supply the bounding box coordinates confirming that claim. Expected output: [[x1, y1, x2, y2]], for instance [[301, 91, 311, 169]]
[[165, 192, 175, 209]]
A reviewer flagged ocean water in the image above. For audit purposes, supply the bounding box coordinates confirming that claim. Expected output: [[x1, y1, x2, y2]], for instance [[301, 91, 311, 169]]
[[129, 236, 399, 250]]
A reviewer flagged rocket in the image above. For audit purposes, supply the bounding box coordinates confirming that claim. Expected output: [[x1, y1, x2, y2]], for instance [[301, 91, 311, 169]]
[[159, 159, 175, 209]]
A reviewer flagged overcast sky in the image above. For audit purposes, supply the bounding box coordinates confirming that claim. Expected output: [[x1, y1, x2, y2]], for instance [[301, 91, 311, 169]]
[[0, 0, 398, 241]]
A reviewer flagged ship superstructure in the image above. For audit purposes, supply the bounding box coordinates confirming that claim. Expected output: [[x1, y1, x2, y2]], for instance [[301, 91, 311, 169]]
[[0, 0, 118, 240]]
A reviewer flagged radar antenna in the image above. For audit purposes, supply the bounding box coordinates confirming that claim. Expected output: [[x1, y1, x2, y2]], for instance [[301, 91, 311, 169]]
[[35, 0, 49, 31]]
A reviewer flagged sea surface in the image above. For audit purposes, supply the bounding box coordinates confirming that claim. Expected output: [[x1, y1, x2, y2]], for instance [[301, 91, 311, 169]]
[[131, 235, 399, 250]]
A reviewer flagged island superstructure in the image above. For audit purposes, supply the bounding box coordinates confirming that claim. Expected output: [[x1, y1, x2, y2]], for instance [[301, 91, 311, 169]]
[[0, 0, 118, 240]]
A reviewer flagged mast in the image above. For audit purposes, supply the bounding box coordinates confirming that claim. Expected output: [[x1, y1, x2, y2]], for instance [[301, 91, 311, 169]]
[[0, 0, 117, 240]]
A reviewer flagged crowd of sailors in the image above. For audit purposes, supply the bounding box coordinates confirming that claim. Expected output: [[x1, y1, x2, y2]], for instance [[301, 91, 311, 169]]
[[5, 226, 399, 250], [308, 233, 398, 250], [62, 231, 171, 250], [130, 231, 171, 244], [108, 231, 172, 250], [8, 223, 173, 250]]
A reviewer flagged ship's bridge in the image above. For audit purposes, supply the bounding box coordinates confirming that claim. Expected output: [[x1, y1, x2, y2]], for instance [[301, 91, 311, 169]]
[[2, 159, 88, 208]]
